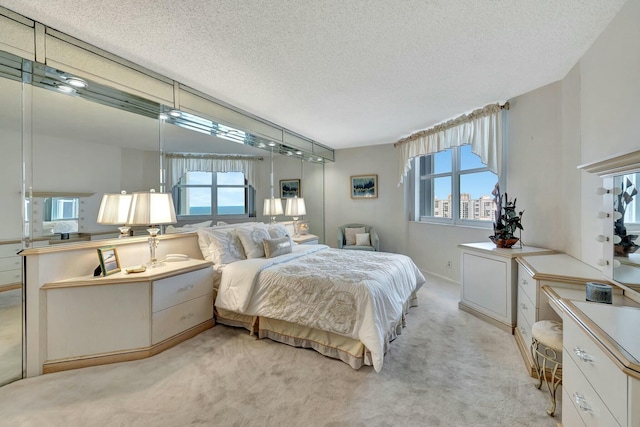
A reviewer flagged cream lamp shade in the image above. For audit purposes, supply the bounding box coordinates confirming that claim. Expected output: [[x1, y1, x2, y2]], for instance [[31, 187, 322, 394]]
[[263, 198, 283, 224], [126, 190, 177, 267], [285, 197, 306, 217], [127, 190, 177, 226], [96, 190, 133, 236]]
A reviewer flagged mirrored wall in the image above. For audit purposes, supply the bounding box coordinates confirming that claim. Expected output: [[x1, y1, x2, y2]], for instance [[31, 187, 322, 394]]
[[0, 48, 326, 386]]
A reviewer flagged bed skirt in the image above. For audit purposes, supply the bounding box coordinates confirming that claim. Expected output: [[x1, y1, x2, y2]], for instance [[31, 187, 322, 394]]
[[214, 290, 418, 370]]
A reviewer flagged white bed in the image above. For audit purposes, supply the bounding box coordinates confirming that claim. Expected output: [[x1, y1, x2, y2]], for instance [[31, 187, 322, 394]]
[[197, 224, 425, 372]]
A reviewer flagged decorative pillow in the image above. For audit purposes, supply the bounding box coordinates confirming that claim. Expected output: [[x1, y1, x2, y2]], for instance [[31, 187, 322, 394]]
[[344, 227, 366, 245], [197, 229, 246, 265], [236, 226, 271, 258], [356, 233, 371, 246], [267, 223, 289, 239], [263, 236, 293, 259]]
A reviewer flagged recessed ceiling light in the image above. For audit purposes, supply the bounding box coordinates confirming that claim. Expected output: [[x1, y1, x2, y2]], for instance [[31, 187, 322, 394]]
[[268, 142, 276, 147], [257, 142, 266, 148], [169, 110, 181, 117], [158, 113, 169, 120], [57, 85, 76, 94], [295, 151, 303, 155], [65, 77, 87, 88], [286, 151, 293, 156]]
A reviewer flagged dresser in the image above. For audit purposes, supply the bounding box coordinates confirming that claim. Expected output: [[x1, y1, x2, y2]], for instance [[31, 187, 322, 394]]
[[0, 241, 22, 291], [542, 292, 640, 426], [458, 242, 554, 333], [41, 258, 214, 373], [514, 253, 624, 377]]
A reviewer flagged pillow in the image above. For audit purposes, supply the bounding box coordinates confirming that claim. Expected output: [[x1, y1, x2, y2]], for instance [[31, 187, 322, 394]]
[[183, 220, 212, 229], [236, 226, 271, 258], [197, 228, 246, 263], [263, 236, 293, 259], [267, 223, 289, 239], [344, 227, 366, 245], [356, 233, 371, 246]]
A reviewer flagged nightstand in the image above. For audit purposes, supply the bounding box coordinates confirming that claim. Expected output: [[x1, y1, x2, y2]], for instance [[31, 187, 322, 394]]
[[41, 258, 214, 373], [292, 234, 319, 245]]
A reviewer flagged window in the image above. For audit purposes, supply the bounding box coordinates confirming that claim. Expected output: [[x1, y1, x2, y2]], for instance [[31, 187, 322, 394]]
[[172, 171, 254, 219], [414, 145, 498, 226]]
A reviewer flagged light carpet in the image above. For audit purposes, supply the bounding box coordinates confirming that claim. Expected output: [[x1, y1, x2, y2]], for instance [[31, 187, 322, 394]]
[[0, 275, 560, 426]]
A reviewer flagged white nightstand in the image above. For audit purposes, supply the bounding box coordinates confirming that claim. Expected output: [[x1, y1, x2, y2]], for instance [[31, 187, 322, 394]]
[[292, 234, 319, 245]]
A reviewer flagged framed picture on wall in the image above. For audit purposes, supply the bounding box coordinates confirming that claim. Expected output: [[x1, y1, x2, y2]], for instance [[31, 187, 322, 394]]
[[97, 246, 121, 276], [351, 174, 378, 199], [280, 179, 301, 198]]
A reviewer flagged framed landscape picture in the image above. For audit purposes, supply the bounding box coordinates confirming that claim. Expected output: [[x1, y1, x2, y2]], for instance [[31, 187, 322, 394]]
[[97, 246, 121, 276], [280, 179, 301, 198], [351, 174, 378, 199]]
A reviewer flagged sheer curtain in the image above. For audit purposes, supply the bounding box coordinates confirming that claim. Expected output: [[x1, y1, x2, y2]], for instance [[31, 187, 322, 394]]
[[165, 153, 262, 189], [395, 103, 507, 185]]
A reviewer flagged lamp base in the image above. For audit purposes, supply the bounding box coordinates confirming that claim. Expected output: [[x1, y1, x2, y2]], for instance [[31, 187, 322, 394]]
[[117, 226, 131, 238]]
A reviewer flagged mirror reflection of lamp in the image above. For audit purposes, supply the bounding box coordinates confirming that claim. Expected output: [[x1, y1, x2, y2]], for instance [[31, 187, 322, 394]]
[[263, 146, 283, 223], [96, 190, 133, 237], [285, 197, 306, 236], [126, 189, 177, 267]]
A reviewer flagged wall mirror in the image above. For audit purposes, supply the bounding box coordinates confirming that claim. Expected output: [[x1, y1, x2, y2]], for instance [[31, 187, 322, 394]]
[[0, 46, 324, 386], [612, 172, 640, 290]]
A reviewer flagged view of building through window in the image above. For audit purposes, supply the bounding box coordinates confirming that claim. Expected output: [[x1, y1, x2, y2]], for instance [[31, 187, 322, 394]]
[[434, 194, 496, 221]]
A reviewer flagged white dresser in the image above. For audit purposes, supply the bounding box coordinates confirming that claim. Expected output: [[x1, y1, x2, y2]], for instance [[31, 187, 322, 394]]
[[42, 258, 214, 373], [559, 300, 640, 426], [0, 241, 22, 290], [458, 242, 553, 333], [514, 253, 620, 376]]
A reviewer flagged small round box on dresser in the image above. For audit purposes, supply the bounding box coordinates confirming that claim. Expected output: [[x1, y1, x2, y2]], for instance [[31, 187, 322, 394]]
[[585, 281, 613, 304], [530, 320, 563, 417]]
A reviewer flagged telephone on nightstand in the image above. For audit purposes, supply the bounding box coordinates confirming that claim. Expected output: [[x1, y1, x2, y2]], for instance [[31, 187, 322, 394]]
[[165, 253, 189, 262]]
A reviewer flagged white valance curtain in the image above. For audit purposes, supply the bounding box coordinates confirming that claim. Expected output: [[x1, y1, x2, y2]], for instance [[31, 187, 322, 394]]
[[395, 103, 507, 185], [165, 154, 262, 189]]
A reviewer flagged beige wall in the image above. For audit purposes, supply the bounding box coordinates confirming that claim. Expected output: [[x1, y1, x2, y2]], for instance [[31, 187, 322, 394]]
[[324, 0, 640, 282]]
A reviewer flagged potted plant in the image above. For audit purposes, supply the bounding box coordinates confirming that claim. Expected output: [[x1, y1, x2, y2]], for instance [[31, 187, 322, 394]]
[[489, 183, 524, 248], [614, 177, 638, 257]]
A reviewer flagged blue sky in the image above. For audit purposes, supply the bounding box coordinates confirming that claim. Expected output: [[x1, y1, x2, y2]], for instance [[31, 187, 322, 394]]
[[434, 145, 498, 199]]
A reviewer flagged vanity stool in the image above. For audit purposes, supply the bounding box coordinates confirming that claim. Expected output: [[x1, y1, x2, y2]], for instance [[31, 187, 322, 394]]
[[530, 320, 563, 416]]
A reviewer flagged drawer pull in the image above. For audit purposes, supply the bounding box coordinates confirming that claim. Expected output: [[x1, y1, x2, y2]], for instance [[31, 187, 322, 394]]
[[520, 326, 527, 336], [180, 313, 194, 321], [520, 303, 527, 310], [574, 347, 594, 363], [521, 279, 528, 285], [573, 393, 593, 413], [178, 284, 194, 292]]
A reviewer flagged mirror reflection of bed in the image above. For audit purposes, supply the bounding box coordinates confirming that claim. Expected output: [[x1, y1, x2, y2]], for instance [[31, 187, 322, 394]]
[[0, 48, 327, 385]]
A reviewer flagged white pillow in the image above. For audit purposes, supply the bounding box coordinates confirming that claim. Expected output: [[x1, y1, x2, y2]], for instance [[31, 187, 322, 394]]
[[267, 223, 289, 238], [183, 220, 212, 229], [263, 236, 293, 258], [197, 228, 245, 263], [345, 227, 365, 245], [355, 233, 371, 246], [236, 225, 271, 258]]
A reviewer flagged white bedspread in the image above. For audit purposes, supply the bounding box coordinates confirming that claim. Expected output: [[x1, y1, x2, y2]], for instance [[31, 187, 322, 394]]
[[216, 245, 425, 372]]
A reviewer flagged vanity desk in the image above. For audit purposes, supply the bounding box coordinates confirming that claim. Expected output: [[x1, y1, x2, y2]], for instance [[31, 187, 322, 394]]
[[542, 286, 640, 426]]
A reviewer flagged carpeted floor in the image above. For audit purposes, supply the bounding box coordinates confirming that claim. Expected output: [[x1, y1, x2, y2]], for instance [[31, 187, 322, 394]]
[[0, 275, 560, 426]]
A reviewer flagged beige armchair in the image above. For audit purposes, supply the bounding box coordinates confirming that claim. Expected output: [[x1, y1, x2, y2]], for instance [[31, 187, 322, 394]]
[[337, 223, 379, 251]]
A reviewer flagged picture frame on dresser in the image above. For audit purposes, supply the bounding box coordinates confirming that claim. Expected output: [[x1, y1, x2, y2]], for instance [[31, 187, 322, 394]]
[[97, 246, 120, 276]]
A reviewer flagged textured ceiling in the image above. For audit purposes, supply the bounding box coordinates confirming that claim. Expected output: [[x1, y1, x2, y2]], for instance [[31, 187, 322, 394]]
[[0, 0, 627, 149]]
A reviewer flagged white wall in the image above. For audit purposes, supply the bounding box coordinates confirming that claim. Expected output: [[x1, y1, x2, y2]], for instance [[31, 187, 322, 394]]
[[323, 0, 640, 282]]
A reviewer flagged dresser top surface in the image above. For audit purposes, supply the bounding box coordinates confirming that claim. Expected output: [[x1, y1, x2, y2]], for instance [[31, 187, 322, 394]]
[[459, 242, 554, 259], [517, 253, 609, 284], [571, 301, 640, 375]]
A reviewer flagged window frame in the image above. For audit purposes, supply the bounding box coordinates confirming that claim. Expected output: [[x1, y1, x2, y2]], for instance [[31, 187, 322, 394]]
[[172, 171, 254, 221], [413, 145, 499, 228]]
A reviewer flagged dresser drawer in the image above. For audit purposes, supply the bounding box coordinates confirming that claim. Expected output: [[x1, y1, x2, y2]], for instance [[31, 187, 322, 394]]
[[0, 243, 21, 258], [518, 264, 537, 304], [562, 386, 586, 427], [152, 267, 213, 312], [0, 256, 21, 272], [152, 293, 213, 344], [563, 351, 619, 427], [564, 316, 627, 426], [516, 302, 533, 347], [0, 269, 21, 286], [517, 286, 536, 328]]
